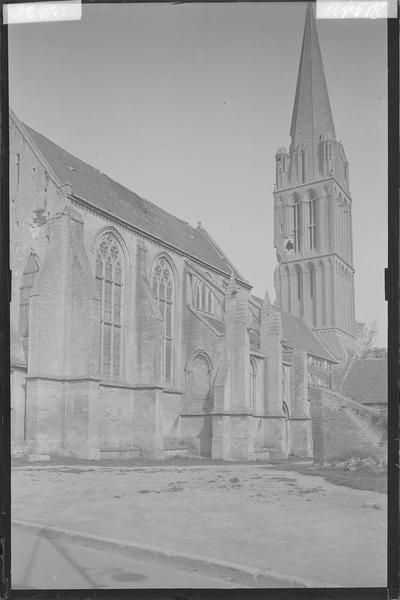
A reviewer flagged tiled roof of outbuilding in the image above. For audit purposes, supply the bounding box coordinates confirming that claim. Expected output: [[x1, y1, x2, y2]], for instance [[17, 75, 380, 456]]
[[342, 358, 387, 405], [20, 120, 246, 283]]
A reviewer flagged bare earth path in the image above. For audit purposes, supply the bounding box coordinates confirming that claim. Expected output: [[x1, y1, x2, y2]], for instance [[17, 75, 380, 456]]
[[12, 463, 386, 588]]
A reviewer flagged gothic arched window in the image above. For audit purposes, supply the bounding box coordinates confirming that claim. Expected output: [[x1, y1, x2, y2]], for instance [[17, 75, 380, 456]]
[[249, 358, 257, 412], [308, 195, 316, 250], [193, 278, 215, 316], [282, 265, 291, 312], [95, 233, 124, 377], [319, 260, 327, 327], [292, 198, 301, 252], [343, 200, 350, 261], [309, 263, 317, 327], [152, 257, 175, 385], [301, 150, 306, 184], [342, 199, 347, 258], [336, 194, 342, 253], [19, 253, 40, 355], [294, 264, 303, 317]]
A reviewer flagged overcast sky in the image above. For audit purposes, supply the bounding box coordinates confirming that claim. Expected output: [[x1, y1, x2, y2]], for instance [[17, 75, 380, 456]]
[[8, 2, 387, 345]]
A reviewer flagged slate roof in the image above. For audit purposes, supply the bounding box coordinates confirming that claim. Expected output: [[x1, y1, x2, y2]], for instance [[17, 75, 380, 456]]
[[20, 120, 245, 282], [280, 311, 336, 362], [201, 314, 225, 335], [250, 296, 336, 362], [250, 294, 264, 306], [313, 329, 345, 362], [342, 358, 387, 405]]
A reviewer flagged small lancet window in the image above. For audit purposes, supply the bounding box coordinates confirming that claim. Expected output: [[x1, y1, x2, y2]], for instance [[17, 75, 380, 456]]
[[193, 278, 216, 317], [301, 151, 306, 183]]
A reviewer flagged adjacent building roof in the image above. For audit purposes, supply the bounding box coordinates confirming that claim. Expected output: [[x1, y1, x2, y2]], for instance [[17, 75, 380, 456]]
[[250, 295, 336, 362], [201, 314, 225, 335], [342, 358, 387, 405], [280, 311, 337, 362], [19, 119, 246, 283], [251, 294, 264, 306], [314, 329, 347, 362]]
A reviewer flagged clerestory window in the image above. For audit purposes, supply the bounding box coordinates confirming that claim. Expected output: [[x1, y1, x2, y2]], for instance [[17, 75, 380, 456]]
[[193, 278, 215, 316]]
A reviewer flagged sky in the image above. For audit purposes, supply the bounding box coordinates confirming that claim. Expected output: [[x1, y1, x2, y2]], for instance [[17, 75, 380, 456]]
[[8, 2, 388, 345]]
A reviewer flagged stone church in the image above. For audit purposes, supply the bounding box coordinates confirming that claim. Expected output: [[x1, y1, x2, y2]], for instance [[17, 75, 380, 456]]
[[10, 5, 358, 462]]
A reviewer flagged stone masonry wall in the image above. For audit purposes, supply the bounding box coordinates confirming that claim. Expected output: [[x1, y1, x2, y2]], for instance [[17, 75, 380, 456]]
[[309, 386, 386, 464]]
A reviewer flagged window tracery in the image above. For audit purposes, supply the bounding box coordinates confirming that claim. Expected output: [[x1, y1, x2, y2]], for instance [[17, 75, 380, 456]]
[[152, 257, 175, 385], [193, 278, 216, 317], [95, 233, 124, 377], [19, 253, 40, 355], [308, 196, 316, 250], [292, 198, 301, 252]]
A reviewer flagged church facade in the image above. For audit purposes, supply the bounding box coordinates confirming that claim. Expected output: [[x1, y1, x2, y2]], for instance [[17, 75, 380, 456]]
[[10, 5, 354, 462]]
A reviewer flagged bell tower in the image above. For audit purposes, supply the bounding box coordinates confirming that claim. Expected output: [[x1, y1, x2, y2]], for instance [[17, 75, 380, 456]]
[[273, 3, 356, 361]]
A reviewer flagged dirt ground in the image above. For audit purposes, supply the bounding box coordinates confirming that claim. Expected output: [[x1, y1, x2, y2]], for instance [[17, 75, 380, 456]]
[[267, 462, 387, 494], [11, 456, 387, 493], [12, 462, 386, 588]]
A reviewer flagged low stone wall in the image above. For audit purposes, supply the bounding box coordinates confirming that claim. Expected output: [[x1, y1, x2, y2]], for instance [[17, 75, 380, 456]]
[[309, 386, 387, 465]]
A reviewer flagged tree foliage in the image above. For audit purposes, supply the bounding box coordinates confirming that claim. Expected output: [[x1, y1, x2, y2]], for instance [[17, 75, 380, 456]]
[[355, 321, 387, 359]]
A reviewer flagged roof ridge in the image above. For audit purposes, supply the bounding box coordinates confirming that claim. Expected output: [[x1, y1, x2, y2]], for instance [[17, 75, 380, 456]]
[[21, 121, 211, 237], [280, 309, 338, 362], [15, 113, 249, 282], [11, 114, 62, 188], [196, 222, 249, 285]]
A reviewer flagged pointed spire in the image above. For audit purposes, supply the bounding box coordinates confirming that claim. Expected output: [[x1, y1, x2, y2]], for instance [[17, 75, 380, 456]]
[[290, 2, 336, 181], [263, 288, 272, 308]]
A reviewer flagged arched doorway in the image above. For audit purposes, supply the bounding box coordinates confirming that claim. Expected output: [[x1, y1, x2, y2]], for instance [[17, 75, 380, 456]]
[[19, 252, 40, 357], [187, 352, 213, 457]]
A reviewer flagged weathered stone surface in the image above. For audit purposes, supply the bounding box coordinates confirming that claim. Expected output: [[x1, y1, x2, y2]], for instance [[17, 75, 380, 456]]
[[309, 386, 387, 464], [9, 3, 369, 465]]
